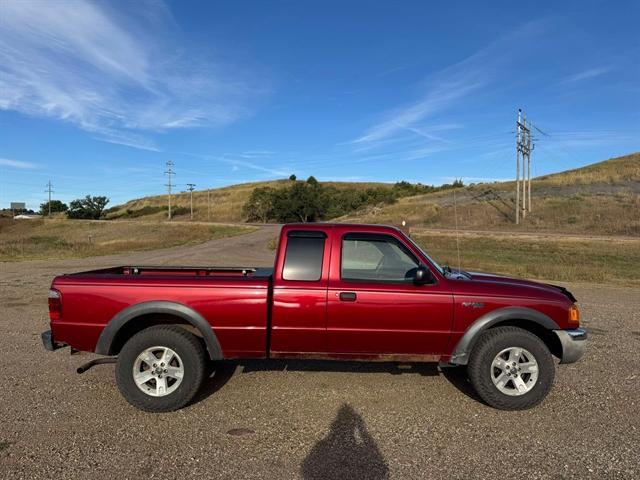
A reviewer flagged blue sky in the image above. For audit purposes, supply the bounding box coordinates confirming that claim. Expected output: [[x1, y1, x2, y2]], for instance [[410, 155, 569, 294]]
[[1, 0, 639, 210]]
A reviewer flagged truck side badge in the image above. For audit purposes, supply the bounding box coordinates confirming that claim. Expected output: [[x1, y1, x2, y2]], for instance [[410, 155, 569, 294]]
[[462, 301, 484, 308]]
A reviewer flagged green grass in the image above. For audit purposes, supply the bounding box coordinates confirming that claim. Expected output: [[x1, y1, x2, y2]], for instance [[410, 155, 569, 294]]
[[412, 231, 640, 286], [0, 219, 255, 261]]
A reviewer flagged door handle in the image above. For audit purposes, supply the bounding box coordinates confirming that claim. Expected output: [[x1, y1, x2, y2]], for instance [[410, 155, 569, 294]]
[[339, 292, 357, 302]]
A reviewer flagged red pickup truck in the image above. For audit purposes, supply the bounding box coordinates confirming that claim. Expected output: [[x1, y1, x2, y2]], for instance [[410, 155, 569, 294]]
[[42, 223, 585, 412]]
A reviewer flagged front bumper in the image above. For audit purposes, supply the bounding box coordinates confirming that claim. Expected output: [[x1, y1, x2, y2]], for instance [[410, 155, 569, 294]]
[[553, 328, 587, 364], [41, 330, 65, 351]]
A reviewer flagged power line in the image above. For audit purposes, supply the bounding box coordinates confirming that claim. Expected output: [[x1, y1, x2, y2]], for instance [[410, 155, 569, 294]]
[[164, 160, 175, 221]]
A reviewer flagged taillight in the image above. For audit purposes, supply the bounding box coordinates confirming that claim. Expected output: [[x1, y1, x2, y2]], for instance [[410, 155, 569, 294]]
[[568, 305, 580, 326], [48, 289, 62, 321]]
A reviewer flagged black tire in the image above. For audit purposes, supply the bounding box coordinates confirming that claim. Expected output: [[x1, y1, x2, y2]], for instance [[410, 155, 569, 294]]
[[116, 325, 206, 412], [467, 326, 555, 410]]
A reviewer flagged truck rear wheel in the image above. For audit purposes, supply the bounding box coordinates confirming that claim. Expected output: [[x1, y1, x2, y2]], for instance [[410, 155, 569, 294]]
[[467, 326, 555, 410], [115, 325, 206, 412]]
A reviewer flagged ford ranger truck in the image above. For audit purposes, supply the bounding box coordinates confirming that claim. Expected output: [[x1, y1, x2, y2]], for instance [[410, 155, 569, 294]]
[[42, 223, 586, 412]]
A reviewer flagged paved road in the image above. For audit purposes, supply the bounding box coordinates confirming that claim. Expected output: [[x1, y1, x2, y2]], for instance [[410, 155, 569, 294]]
[[1, 225, 639, 479]]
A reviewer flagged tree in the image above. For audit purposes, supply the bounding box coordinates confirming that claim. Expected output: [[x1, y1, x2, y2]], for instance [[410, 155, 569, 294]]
[[289, 174, 297, 181], [67, 195, 110, 219], [39, 200, 68, 216], [271, 181, 324, 222], [242, 187, 275, 223]]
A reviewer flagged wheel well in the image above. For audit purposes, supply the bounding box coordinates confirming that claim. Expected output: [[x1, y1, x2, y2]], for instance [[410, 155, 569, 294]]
[[109, 313, 203, 356], [487, 319, 562, 359]]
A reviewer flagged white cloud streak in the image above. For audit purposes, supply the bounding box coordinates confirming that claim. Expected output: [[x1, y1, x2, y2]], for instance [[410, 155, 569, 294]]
[[560, 67, 610, 84], [0, 158, 38, 169], [0, 0, 268, 150], [348, 22, 547, 150]]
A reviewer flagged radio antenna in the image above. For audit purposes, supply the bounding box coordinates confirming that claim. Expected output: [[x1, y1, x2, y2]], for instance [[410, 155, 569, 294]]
[[453, 188, 461, 272]]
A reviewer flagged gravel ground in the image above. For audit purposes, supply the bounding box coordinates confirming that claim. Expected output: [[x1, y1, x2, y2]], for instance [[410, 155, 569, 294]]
[[1, 225, 639, 479]]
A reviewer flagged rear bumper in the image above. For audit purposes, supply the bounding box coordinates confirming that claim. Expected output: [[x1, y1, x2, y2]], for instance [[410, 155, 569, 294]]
[[41, 330, 65, 351], [553, 328, 587, 364]]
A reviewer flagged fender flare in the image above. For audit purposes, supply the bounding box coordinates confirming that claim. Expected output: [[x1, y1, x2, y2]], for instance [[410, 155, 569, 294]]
[[95, 301, 223, 360], [449, 306, 560, 365]]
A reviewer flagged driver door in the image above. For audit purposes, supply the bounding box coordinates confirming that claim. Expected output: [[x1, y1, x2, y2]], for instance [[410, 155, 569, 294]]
[[326, 231, 453, 357]]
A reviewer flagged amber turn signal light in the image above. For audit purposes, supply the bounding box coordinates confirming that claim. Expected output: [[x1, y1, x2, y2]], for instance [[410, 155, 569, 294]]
[[568, 305, 580, 325]]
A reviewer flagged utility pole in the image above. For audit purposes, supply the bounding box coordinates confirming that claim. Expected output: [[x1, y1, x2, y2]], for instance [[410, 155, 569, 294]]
[[207, 189, 211, 221], [527, 123, 533, 213], [45, 180, 54, 217], [516, 110, 521, 224], [164, 161, 175, 221], [515, 109, 534, 223], [187, 183, 196, 220]]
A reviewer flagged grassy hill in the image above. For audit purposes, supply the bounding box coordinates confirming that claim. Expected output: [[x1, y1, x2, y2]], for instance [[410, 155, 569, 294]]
[[342, 152, 640, 236], [106, 152, 640, 236], [105, 179, 396, 222]]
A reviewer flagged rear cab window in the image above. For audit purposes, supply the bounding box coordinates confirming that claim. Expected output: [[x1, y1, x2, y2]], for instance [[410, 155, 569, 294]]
[[282, 230, 327, 281]]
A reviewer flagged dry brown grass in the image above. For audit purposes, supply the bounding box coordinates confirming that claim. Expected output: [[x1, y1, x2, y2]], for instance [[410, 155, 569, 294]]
[[343, 152, 640, 236], [345, 191, 640, 236], [105, 152, 639, 236], [106, 179, 394, 223], [535, 152, 640, 185], [411, 231, 640, 286], [0, 219, 254, 261]]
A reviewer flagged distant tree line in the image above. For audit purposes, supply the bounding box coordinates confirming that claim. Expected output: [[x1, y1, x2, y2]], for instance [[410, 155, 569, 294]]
[[39, 195, 109, 220], [242, 176, 464, 223]]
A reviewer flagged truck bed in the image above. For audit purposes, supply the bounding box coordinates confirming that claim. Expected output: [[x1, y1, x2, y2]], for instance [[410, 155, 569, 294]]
[[51, 265, 274, 359], [64, 265, 274, 279]]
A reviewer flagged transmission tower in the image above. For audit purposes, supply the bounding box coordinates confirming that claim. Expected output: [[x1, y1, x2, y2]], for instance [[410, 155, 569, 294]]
[[515, 109, 534, 223], [186, 183, 196, 220], [165, 161, 175, 220]]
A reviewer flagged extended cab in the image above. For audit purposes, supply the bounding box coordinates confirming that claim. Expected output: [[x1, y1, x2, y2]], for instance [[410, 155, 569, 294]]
[[42, 223, 586, 411]]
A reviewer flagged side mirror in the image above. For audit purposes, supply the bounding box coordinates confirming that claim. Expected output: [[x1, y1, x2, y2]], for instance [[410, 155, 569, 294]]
[[414, 266, 435, 285]]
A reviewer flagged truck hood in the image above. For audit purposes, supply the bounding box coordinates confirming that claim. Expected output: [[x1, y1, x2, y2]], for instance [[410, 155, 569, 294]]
[[445, 269, 575, 303]]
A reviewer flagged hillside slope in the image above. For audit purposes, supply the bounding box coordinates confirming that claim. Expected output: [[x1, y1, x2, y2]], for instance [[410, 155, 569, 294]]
[[341, 153, 640, 236], [106, 179, 396, 222], [107, 152, 639, 236]]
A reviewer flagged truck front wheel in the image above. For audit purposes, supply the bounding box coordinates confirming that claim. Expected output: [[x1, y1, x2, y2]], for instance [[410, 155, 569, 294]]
[[467, 326, 555, 410], [115, 325, 206, 412]]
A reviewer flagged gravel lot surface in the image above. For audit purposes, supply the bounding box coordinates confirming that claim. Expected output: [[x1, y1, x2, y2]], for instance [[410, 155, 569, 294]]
[[1, 225, 638, 479]]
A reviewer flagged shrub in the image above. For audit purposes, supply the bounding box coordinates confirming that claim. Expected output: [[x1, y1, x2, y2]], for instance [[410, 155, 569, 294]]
[[39, 200, 68, 216], [67, 196, 110, 219]]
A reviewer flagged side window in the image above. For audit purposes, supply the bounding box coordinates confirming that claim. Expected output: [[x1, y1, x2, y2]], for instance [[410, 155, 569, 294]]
[[341, 234, 419, 282], [282, 232, 325, 281]]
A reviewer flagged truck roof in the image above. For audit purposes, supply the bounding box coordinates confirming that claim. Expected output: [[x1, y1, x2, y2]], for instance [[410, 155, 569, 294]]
[[282, 222, 403, 233]]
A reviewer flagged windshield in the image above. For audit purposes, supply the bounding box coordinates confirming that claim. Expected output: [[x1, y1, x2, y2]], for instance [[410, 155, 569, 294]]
[[402, 233, 444, 274]]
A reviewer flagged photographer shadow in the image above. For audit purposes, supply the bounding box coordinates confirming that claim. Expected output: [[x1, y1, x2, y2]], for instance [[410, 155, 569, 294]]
[[301, 404, 389, 480]]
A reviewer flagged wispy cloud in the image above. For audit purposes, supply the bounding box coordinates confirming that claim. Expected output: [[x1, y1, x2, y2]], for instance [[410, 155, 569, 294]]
[[560, 67, 610, 84], [0, 0, 269, 150], [0, 158, 38, 169], [347, 21, 547, 156], [180, 151, 289, 177]]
